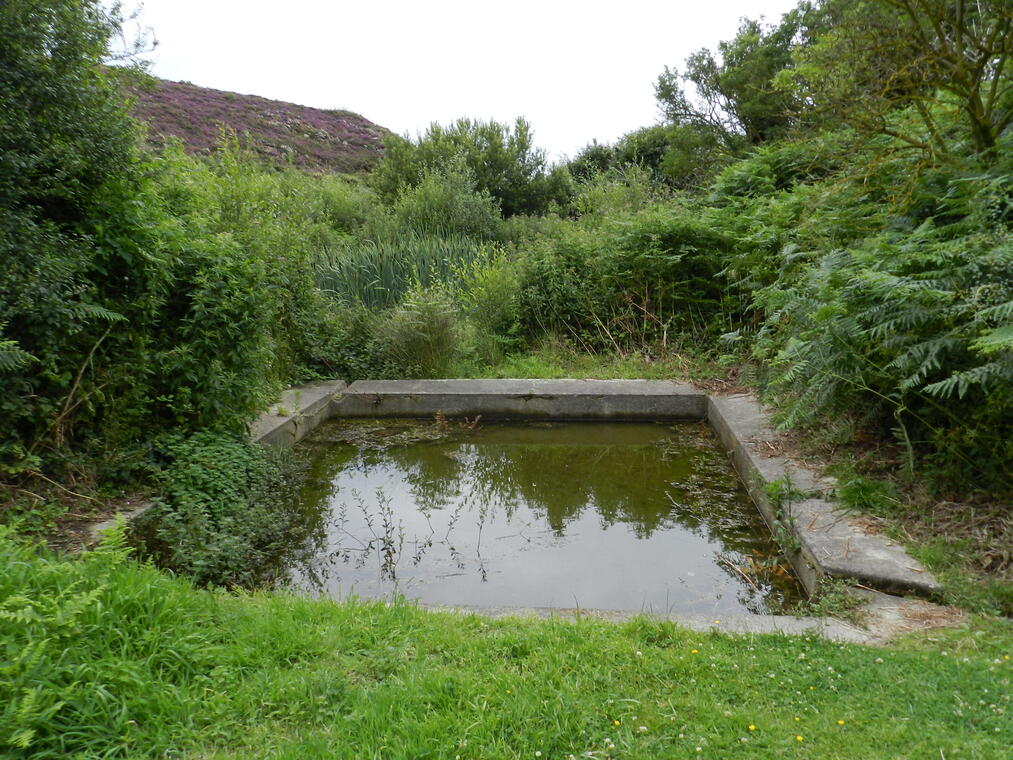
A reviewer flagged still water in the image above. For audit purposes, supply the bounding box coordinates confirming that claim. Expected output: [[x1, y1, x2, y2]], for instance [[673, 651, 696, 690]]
[[282, 420, 802, 614]]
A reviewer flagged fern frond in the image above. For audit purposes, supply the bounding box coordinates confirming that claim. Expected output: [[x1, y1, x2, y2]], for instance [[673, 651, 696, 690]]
[[970, 325, 1013, 355]]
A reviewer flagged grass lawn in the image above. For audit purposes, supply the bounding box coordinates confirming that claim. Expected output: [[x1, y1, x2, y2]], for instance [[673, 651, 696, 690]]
[[2, 527, 1010, 760]]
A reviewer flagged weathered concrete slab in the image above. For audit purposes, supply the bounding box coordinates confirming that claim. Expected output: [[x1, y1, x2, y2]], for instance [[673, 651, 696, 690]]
[[251, 379, 346, 446], [708, 393, 941, 597], [87, 501, 154, 544], [332, 379, 708, 420], [423, 604, 879, 645]]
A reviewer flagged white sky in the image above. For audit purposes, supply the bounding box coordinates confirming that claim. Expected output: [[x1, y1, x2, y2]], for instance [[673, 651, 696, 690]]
[[119, 0, 800, 161]]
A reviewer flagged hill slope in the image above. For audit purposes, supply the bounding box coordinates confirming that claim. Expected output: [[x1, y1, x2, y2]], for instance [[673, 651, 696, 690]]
[[127, 76, 388, 173]]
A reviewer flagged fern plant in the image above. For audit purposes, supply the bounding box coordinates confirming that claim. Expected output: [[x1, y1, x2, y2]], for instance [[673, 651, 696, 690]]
[[752, 218, 1012, 492]]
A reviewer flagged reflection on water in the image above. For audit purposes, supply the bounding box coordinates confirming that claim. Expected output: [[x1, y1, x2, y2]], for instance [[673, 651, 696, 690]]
[[279, 421, 802, 614]]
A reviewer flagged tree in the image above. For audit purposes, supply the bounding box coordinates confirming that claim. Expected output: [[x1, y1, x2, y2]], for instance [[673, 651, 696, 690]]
[[781, 0, 1013, 161], [0, 0, 142, 465], [567, 140, 615, 182], [372, 117, 571, 217], [655, 10, 809, 152]]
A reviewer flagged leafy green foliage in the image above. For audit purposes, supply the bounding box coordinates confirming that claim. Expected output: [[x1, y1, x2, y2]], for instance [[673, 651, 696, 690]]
[[373, 284, 461, 378], [568, 124, 729, 190], [518, 205, 739, 350], [0, 0, 140, 471], [390, 159, 503, 239], [372, 117, 572, 216], [142, 432, 297, 587], [0, 3, 372, 483], [453, 248, 525, 364], [744, 148, 1013, 493]]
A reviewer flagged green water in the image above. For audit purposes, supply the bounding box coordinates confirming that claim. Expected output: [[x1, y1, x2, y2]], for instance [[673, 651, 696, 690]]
[[282, 420, 803, 614]]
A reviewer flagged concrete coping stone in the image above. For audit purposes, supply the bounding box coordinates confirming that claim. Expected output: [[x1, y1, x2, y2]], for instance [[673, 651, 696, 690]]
[[331, 378, 708, 420], [707, 394, 941, 598], [422, 604, 880, 645], [250, 379, 347, 446], [90, 377, 945, 637]]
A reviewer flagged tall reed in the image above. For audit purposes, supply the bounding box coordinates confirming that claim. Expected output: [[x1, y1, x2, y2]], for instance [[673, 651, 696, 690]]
[[317, 233, 483, 309]]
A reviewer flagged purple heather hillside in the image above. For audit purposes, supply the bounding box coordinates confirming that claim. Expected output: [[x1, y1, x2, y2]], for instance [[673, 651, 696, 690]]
[[127, 77, 387, 173]]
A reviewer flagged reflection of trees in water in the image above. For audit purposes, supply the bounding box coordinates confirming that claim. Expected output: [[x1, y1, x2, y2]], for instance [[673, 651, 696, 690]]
[[382, 437, 762, 543], [281, 424, 802, 608]]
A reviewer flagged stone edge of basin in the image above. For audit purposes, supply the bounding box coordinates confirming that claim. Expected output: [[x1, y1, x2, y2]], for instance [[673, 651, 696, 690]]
[[422, 604, 880, 645], [708, 394, 941, 598], [90, 378, 942, 605], [331, 378, 709, 420], [422, 586, 965, 645]]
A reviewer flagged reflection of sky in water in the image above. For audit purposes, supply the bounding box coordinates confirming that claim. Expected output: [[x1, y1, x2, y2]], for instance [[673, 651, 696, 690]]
[[285, 422, 802, 614]]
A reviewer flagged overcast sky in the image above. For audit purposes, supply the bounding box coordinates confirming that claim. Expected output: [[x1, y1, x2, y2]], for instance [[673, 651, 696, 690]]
[[119, 0, 800, 161]]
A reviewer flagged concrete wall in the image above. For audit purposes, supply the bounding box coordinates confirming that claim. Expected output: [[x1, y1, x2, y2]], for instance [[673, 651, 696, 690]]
[[106, 377, 941, 602]]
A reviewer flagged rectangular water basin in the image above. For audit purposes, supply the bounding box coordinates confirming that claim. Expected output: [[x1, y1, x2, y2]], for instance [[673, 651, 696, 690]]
[[281, 419, 802, 615]]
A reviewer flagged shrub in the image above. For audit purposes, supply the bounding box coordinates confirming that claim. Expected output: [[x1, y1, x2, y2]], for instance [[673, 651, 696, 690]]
[[569, 165, 661, 219], [0, 0, 144, 472], [453, 249, 525, 363], [391, 160, 503, 240], [372, 117, 572, 216], [518, 204, 739, 350], [140, 432, 299, 587], [751, 186, 1013, 493], [373, 284, 460, 377]]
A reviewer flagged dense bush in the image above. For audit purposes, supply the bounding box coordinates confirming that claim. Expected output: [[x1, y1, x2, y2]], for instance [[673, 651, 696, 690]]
[[0, 2, 371, 485], [568, 124, 729, 190], [390, 160, 503, 240], [518, 204, 739, 350], [373, 284, 461, 377], [140, 432, 301, 586], [709, 136, 847, 200], [568, 165, 661, 219], [453, 248, 525, 364], [747, 159, 1013, 494], [0, 0, 146, 472], [372, 117, 572, 216]]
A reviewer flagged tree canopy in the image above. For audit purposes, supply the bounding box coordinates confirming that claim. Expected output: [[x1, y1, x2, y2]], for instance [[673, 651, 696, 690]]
[[372, 117, 571, 217]]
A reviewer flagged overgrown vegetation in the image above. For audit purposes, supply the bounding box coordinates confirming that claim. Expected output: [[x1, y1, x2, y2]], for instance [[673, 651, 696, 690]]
[[2, 1, 1012, 753], [139, 432, 297, 587]]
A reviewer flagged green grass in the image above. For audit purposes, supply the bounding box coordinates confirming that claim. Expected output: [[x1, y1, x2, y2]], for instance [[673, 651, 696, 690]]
[[472, 337, 727, 382], [2, 526, 1010, 759]]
